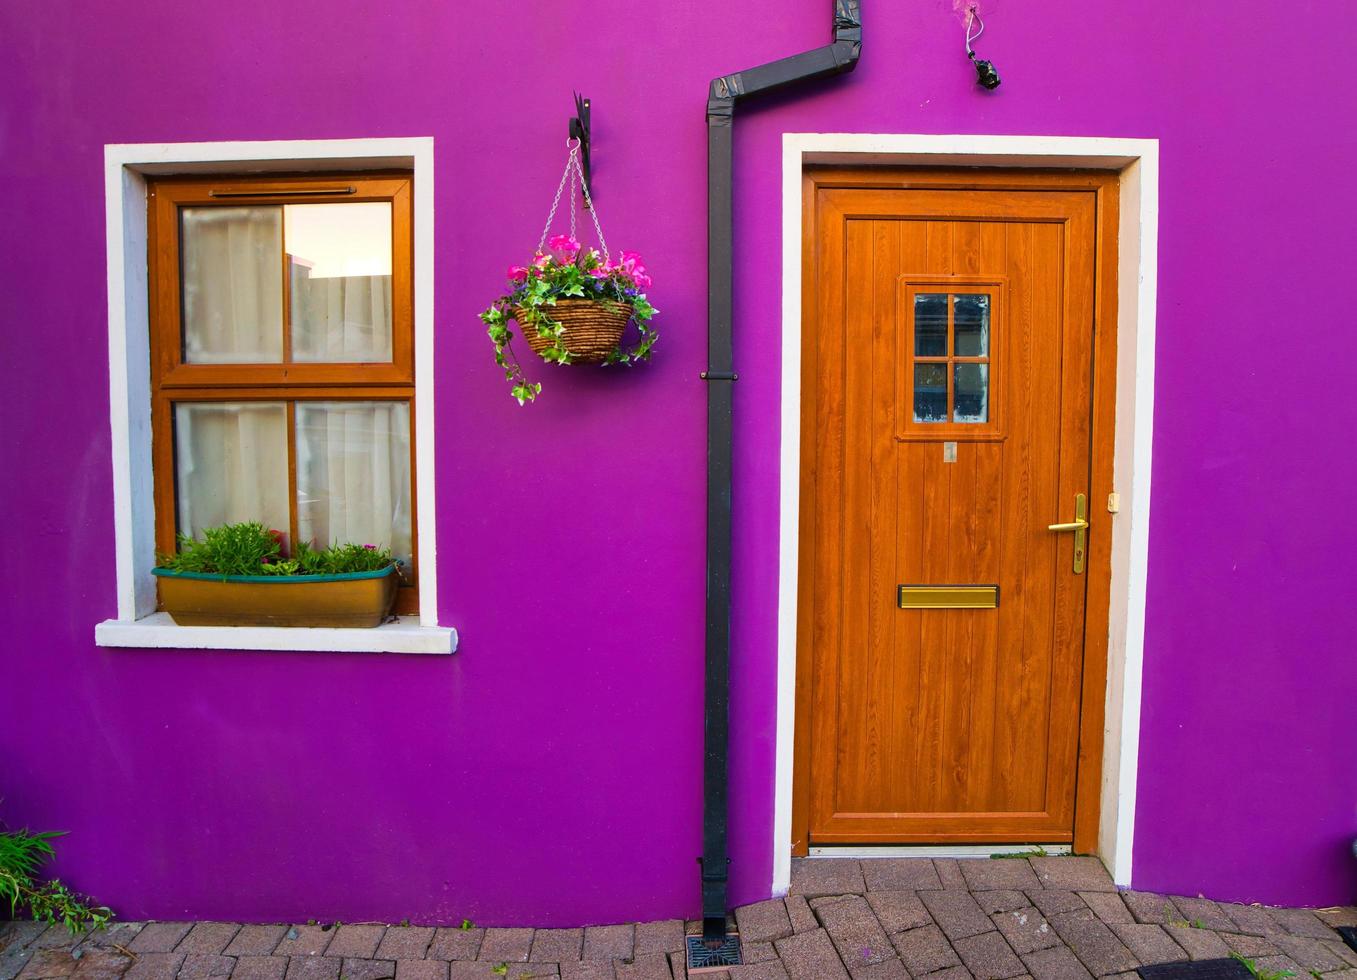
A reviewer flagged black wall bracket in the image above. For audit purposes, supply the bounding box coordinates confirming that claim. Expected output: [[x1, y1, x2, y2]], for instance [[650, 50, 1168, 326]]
[[698, 0, 862, 950], [568, 92, 592, 206]]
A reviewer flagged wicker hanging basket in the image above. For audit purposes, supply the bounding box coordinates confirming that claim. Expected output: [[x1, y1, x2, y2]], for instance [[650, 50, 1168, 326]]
[[516, 299, 632, 365]]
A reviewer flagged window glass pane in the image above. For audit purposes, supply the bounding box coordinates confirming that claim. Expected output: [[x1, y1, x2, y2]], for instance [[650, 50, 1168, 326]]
[[914, 293, 948, 356], [954, 294, 990, 356], [954, 363, 989, 423], [287, 203, 393, 363], [913, 363, 949, 422], [181, 207, 283, 363], [174, 402, 289, 541], [295, 401, 412, 569]]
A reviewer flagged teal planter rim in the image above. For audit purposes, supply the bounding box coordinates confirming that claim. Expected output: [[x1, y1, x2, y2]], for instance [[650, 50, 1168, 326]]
[[152, 566, 397, 585]]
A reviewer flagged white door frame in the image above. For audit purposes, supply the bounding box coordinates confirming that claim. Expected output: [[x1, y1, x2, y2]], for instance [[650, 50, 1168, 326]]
[[772, 133, 1159, 891]]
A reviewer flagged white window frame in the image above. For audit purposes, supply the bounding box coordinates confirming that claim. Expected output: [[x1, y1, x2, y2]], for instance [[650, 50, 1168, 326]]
[[95, 138, 454, 655]]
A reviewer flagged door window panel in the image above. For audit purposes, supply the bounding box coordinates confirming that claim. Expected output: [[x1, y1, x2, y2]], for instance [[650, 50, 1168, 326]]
[[909, 291, 993, 426]]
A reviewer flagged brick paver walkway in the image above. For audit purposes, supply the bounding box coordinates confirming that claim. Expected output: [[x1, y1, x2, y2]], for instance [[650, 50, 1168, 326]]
[[4, 858, 1356, 980]]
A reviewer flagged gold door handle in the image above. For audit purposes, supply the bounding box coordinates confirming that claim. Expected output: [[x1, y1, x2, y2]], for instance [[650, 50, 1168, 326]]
[[1047, 493, 1087, 574]]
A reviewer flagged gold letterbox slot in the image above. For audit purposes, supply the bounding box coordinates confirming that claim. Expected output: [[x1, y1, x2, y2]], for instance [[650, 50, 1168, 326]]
[[897, 585, 999, 609]]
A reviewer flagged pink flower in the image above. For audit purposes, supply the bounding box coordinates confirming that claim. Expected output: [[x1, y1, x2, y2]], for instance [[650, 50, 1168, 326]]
[[363, 544, 376, 550], [532, 252, 552, 269], [547, 234, 581, 257], [617, 250, 644, 272], [631, 271, 653, 290], [507, 265, 529, 282]]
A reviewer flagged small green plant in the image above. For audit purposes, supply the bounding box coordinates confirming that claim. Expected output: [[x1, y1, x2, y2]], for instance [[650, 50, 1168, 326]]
[[491, 965, 508, 977], [990, 845, 1049, 859], [0, 826, 112, 934], [1232, 952, 1296, 980], [158, 522, 400, 578], [460, 919, 475, 930]]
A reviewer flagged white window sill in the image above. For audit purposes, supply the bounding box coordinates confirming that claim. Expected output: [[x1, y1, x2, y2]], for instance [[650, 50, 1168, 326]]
[[95, 612, 457, 654]]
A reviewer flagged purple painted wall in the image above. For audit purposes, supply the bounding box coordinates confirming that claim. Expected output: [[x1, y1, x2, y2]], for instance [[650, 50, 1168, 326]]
[[1, 0, 1354, 923]]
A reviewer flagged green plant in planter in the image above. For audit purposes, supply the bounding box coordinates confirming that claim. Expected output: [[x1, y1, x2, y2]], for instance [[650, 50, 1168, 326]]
[[158, 521, 400, 577], [0, 824, 112, 933], [480, 235, 658, 405]]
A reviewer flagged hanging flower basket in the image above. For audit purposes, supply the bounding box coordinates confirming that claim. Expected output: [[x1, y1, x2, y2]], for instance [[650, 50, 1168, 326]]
[[481, 139, 658, 404]]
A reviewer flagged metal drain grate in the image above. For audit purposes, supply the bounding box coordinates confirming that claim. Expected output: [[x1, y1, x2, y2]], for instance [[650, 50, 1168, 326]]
[[685, 933, 742, 973], [1138, 959, 1253, 980]]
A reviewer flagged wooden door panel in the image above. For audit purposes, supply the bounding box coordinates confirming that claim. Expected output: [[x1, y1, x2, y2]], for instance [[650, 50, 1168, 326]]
[[805, 184, 1099, 844]]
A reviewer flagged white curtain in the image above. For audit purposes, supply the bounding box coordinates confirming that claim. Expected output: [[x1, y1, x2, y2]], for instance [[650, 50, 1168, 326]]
[[290, 265, 393, 362], [180, 208, 283, 363], [175, 403, 290, 539], [295, 402, 412, 567]]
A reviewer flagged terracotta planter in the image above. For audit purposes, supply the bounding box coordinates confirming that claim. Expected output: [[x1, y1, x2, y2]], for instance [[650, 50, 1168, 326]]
[[152, 566, 398, 628], [516, 298, 631, 364]]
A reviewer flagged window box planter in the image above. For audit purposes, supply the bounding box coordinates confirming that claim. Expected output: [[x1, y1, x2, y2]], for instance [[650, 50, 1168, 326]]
[[152, 566, 398, 628]]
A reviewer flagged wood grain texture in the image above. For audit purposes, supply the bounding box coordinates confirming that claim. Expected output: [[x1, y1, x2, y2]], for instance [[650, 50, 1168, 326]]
[[796, 169, 1117, 845]]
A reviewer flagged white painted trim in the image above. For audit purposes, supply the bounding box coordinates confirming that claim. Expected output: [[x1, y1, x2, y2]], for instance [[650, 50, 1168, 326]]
[[773, 133, 1159, 895], [99, 138, 447, 650], [96, 613, 455, 654], [808, 844, 1072, 858]]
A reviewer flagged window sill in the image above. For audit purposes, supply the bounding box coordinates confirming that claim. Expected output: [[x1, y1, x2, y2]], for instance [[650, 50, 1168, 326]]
[[95, 612, 457, 654]]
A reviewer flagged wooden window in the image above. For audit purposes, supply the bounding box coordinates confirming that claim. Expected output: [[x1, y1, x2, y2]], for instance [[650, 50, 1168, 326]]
[[147, 173, 419, 613]]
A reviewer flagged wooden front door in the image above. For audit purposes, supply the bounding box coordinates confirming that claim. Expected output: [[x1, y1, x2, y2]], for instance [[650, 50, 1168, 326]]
[[795, 169, 1118, 848]]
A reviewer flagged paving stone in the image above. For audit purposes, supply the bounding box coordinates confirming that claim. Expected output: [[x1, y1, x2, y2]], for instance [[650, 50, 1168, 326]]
[[774, 928, 850, 980], [960, 861, 1041, 893], [129, 926, 193, 955], [276, 929, 333, 959], [226, 928, 289, 958], [613, 952, 673, 980], [78, 925, 146, 954], [1120, 894, 1175, 927], [994, 909, 1059, 956], [1317, 910, 1357, 930], [32, 928, 86, 952], [738, 942, 778, 963], [1254, 956, 1306, 978], [375, 930, 434, 963], [811, 897, 860, 912], [790, 860, 865, 898], [1046, 911, 1136, 977], [478, 930, 533, 964], [339, 959, 396, 980], [892, 925, 961, 975], [935, 862, 967, 889], [18, 950, 80, 979], [528, 931, 581, 964], [1108, 923, 1185, 966], [449, 965, 509, 980], [428, 930, 483, 962], [954, 931, 1026, 980], [862, 861, 943, 892], [177, 954, 233, 979], [1020, 946, 1092, 980], [728, 964, 790, 980], [1077, 894, 1131, 926], [922, 891, 996, 941], [1027, 860, 1113, 894], [866, 892, 932, 934], [1169, 898, 1235, 933], [919, 968, 973, 980], [1165, 927, 1229, 960], [122, 953, 184, 980], [845, 959, 908, 980], [1271, 909, 1338, 941], [179, 926, 244, 956], [230, 956, 289, 980], [507, 967, 559, 980], [735, 902, 793, 944], [634, 922, 684, 956], [815, 896, 893, 975], [1221, 905, 1282, 937], [325, 928, 386, 961], [1272, 935, 1349, 972], [0, 947, 35, 980], [71, 949, 133, 980], [393, 962, 447, 980], [1219, 933, 1280, 958], [581, 925, 632, 962], [1, 924, 51, 954], [1028, 894, 1086, 920], [976, 893, 1030, 917], [560, 963, 615, 980], [783, 899, 818, 936], [285, 959, 340, 980]]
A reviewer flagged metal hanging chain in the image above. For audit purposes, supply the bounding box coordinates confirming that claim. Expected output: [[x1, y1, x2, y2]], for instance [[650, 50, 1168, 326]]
[[536, 138, 611, 263]]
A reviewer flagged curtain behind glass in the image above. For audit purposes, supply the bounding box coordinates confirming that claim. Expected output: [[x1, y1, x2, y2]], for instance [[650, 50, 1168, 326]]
[[295, 402, 412, 568], [180, 208, 283, 363], [175, 402, 290, 540]]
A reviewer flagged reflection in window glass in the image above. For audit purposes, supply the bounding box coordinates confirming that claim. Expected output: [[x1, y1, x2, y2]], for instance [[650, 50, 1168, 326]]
[[953, 294, 990, 357], [913, 363, 949, 422], [914, 293, 948, 356], [954, 363, 989, 423]]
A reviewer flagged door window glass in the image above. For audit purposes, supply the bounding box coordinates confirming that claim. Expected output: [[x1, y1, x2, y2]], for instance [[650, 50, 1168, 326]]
[[910, 292, 992, 424]]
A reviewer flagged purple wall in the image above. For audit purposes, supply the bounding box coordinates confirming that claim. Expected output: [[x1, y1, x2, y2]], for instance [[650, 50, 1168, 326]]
[[1, 0, 1354, 923]]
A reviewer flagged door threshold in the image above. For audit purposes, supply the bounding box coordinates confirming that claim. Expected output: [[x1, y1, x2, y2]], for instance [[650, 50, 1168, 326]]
[[807, 843, 1072, 858]]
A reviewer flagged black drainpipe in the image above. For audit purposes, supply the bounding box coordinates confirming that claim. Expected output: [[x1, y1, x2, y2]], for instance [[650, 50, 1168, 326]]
[[700, 0, 862, 944]]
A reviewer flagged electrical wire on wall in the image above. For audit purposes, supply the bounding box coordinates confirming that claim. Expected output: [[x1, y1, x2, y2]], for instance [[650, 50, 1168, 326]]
[[965, 3, 1002, 89]]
